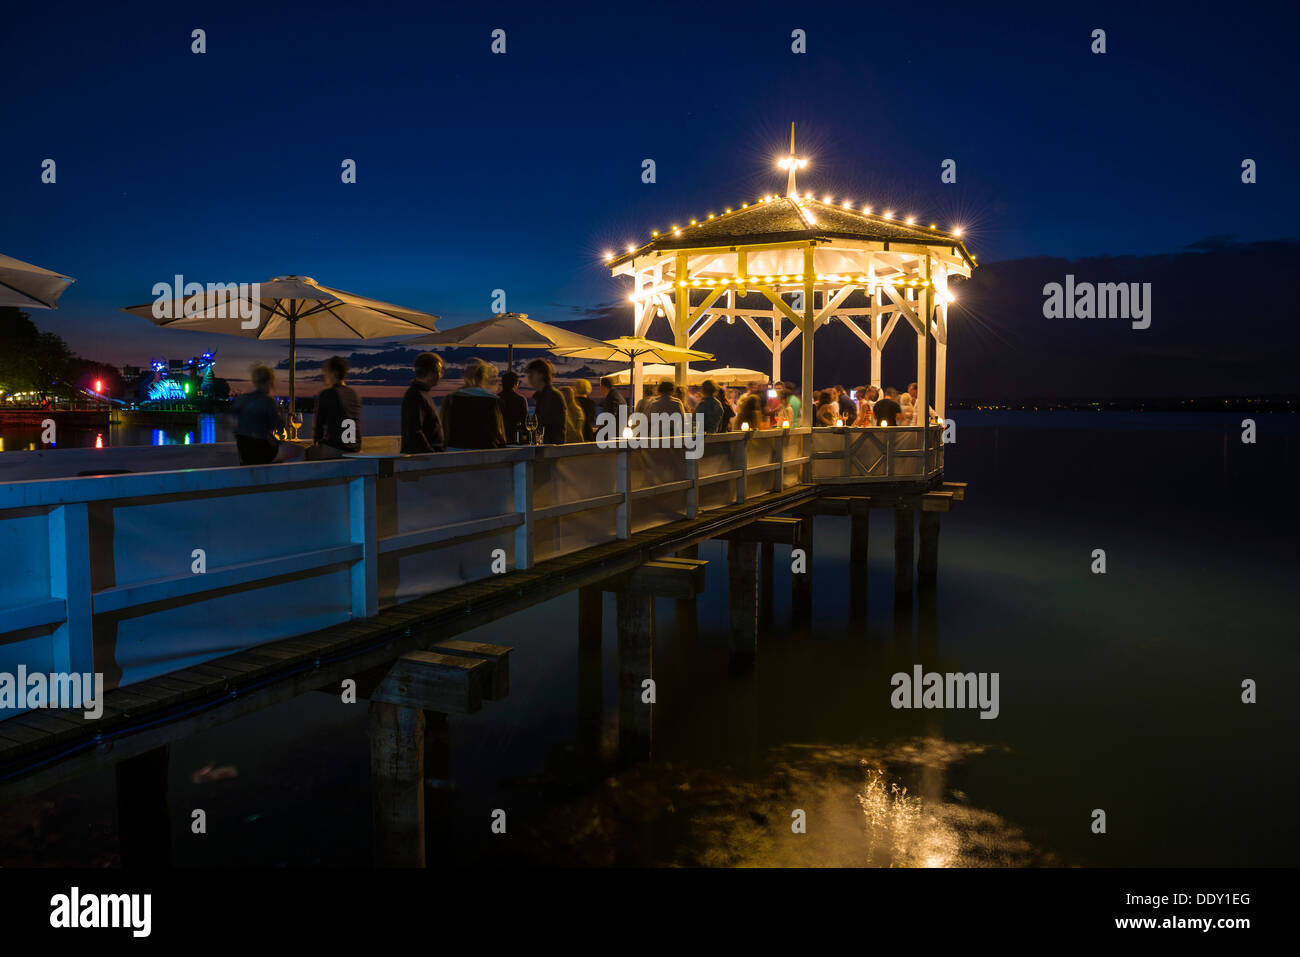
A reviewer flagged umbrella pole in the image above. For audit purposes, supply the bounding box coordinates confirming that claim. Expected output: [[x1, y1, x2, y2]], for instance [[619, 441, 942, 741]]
[[507, 344, 513, 373], [288, 303, 297, 428]]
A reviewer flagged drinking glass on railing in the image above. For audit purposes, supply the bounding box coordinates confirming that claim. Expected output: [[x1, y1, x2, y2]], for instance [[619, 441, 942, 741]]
[[289, 411, 303, 440], [525, 413, 539, 445]]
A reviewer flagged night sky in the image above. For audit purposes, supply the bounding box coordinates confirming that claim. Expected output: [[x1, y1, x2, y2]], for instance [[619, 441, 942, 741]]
[[2, 0, 1296, 389]]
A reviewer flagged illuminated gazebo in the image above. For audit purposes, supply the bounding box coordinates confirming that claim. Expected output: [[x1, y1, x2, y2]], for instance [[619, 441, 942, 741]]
[[606, 126, 975, 421]]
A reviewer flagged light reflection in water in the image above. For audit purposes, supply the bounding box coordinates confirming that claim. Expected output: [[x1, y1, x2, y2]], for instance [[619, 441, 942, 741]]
[[519, 738, 1058, 867]]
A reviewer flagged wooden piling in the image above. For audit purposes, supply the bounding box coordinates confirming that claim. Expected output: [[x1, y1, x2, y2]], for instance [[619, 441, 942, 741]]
[[577, 586, 603, 761], [115, 745, 171, 868], [894, 506, 915, 601], [616, 589, 654, 762], [850, 500, 871, 563], [760, 541, 775, 628], [918, 510, 941, 587], [728, 538, 759, 668], [791, 516, 814, 624], [369, 701, 425, 867]]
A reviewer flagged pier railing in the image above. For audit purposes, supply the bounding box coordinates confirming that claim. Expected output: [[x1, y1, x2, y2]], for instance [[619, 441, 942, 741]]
[[0, 425, 939, 708]]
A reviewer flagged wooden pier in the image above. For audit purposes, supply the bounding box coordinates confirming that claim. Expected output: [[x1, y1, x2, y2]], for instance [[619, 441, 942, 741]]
[[0, 424, 962, 864]]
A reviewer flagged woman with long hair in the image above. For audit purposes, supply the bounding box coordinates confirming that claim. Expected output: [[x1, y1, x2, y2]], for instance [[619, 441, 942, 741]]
[[441, 357, 507, 449], [559, 385, 586, 443]]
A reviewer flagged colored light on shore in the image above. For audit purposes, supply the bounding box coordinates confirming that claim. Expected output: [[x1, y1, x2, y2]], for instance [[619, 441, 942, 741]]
[[94, 379, 102, 392]]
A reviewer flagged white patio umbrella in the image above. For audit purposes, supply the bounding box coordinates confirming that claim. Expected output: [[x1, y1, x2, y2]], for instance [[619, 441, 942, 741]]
[[691, 366, 769, 387], [552, 336, 714, 403], [603, 363, 678, 386], [409, 312, 609, 371], [0, 253, 75, 309], [122, 275, 439, 412]]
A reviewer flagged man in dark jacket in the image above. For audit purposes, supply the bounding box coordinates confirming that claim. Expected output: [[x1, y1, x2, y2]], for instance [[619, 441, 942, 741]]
[[308, 355, 362, 458], [525, 358, 566, 444], [872, 387, 903, 427], [600, 375, 626, 420], [498, 370, 528, 443], [400, 352, 445, 453]]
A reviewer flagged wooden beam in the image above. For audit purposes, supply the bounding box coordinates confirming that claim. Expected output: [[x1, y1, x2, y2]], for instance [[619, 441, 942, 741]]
[[606, 558, 707, 599], [371, 651, 489, 715], [723, 515, 802, 545], [428, 640, 511, 701]]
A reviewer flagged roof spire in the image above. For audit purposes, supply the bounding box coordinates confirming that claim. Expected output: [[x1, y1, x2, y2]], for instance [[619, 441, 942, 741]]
[[777, 122, 807, 197]]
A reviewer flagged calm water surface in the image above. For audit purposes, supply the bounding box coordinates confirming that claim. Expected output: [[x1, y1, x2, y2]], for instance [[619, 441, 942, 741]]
[[1, 412, 1296, 867]]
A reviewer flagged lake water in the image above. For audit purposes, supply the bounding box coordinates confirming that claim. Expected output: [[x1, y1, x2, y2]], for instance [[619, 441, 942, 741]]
[[1, 411, 1295, 867]]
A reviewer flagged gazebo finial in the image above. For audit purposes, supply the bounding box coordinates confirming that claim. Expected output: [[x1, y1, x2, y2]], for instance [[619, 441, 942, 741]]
[[777, 122, 807, 196]]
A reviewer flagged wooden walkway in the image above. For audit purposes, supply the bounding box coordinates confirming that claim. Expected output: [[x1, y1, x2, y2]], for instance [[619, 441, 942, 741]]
[[0, 482, 819, 801]]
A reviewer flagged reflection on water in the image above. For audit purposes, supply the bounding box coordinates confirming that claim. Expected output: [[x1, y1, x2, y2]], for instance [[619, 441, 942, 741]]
[[514, 739, 1055, 867]]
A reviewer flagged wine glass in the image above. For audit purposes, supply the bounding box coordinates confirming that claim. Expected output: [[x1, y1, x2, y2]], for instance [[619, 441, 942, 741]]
[[289, 409, 303, 440], [525, 413, 539, 445]]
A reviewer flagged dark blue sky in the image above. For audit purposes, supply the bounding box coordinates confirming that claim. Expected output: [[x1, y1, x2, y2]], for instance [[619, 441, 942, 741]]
[[2, 0, 1296, 375]]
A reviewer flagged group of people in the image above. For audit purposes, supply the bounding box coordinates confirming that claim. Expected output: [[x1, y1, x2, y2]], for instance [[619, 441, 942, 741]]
[[231, 352, 933, 464]]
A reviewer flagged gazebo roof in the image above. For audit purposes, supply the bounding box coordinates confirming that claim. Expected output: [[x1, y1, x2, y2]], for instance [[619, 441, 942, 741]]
[[610, 195, 973, 270]]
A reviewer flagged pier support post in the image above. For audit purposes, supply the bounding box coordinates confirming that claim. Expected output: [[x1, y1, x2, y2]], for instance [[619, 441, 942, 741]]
[[850, 503, 871, 563], [115, 745, 172, 868], [760, 541, 775, 629], [369, 701, 425, 868], [616, 589, 654, 763], [792, 517, 814, 626], [728, 539, 759, 669], [577, 586, 603, 762], [894, 506, 915, 602], [918, 511, 941, 588]]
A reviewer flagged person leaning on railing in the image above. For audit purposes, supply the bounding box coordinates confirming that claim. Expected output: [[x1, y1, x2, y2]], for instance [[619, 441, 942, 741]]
[[498, 370, 529, 444], [696, 379, 725, 434], [401, 351, 445, 453], [442, 356, 507, 450], [525, 358, 566, 444], [572, 378, 598, 442], [307, 355, 362, 459], [233, 362, 284, 464], [872, 387, 902, 427]]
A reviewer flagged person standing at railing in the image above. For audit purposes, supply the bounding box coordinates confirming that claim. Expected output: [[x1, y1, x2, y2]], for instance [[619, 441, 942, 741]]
[[442, 357, 507, 450], [400, 352, 445, 453], [599, 375, 626, 421], [572, 378, 598, 442], [525, 358, 566, 444], [498, 370, 529, 444], [307, 356, 362, 459], [814, 390, 839, 426], [233, 363, 283, 464], [852, 387, 873, 426], [872, 387, 902, 427], [836, 385, 857, 424], [697, 380, 725, 434]]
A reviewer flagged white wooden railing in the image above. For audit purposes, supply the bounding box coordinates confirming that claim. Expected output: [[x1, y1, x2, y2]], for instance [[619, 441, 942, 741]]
[[0, 425, 936, 708]]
